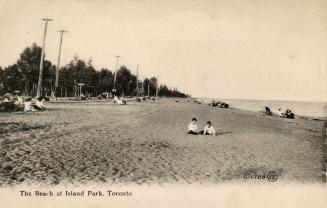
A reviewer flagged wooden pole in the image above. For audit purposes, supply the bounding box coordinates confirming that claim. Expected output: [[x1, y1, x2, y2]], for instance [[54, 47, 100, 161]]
[[113, 55, 120, 93], [36, 18, 52, 98], [136, 64, 139, 98], [55, 29, 68, 100]]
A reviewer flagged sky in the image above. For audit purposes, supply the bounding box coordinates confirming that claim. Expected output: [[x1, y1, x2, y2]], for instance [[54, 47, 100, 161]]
[[0, 0, 326, 101]]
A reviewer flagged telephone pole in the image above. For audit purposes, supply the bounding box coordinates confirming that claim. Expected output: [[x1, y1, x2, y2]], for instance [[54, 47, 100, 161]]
[[37, 18, 52, 98], [136, 64, 139, 98], [55, 29, 68, 100], [113, 55, 120, 94]]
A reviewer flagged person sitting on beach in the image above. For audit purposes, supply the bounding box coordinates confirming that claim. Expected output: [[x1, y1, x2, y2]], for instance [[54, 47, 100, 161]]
[[114, 95, 122, 104], [13, 91, 24, 111], [1, 93, 16, 112], [114, 95, 126, 105], [265, 106, 272, 115], [3, 93, 13, 103], [24, 97, 35, 112], [277, 108, 284, 117], [187, 118, 198, 135], [202, 121, 216, 136], [33, 97, 46, 111], [284, 109, 295, 119], [0, 94, 10, 111], [3, 95, 10, 103]]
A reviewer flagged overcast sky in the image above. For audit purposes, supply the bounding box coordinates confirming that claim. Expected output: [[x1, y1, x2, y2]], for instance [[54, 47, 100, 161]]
[[0, 0, 326, 101]]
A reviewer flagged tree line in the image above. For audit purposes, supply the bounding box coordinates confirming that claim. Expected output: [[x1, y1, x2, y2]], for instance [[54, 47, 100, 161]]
[[0, 43, 189, 98]]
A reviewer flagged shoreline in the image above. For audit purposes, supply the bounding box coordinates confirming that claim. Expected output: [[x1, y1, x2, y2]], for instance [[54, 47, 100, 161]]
[[196, 97, 327, 120]]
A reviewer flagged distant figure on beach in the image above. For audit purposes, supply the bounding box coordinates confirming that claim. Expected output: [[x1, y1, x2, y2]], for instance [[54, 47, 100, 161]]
[[265, 106, 272, 115], [284, 109, 295, 119], [209, 100, 229, 108], [202, 121, 216, 136], [114, 95, 126, 105], [277, 108, 283, 117], [3, 93, 11, 103], [33, 97, 46, 111], [187, 118, 198, 135], [24, 97, 35, 112], [13, 91, 24, 111], [0, 93, 17, 112]]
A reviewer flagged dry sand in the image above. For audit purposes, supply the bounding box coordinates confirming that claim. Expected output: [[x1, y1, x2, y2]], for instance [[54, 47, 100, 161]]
[[0, 98, 325, 186]]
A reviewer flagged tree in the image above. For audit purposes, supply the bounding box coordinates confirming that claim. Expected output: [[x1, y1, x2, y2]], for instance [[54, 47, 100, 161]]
[[2, 64, 23, 93], [143, 78, 150, 96], [149, 77, 157, 96], [98, 68, 113, 92], [116, 66, 136, 97], [0, 43, 189, 98], [0, 67, 4, 95], [16, 43, 55, 96]]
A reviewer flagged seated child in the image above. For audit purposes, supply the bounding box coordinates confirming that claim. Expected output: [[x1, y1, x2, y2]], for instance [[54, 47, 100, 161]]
[[202, 121, 216, 135], [187, 118, 198, 135]]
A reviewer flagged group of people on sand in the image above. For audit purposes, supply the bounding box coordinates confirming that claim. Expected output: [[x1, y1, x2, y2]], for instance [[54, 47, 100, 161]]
[[209, 100, 229, 108], [0, 91, 46, 112], [187, 118, 218, 136], [265, 106, 295, 119]]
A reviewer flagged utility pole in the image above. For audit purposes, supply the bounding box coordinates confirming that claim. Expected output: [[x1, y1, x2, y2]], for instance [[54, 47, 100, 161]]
[[37, 18, 52, 98], [113, 55, 120, 94], [55, 29, 68, 100], [136, 64, 139, 99]]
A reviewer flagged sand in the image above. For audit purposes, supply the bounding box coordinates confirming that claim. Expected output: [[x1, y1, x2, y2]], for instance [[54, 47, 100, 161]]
[[0, 98, 325, 186]]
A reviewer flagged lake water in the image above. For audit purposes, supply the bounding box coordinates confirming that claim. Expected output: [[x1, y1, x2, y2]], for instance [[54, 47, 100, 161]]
[[200, 98, 327, 118]]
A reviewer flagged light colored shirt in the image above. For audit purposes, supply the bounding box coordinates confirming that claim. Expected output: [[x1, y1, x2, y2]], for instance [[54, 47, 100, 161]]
[[188, 122, 198, 132], [24, 101, 33, 111], [114, 96, 123, 105], [36, 100, 45, 108], [277, 109, 283, 117], [204, 125, 216, 135], [3, 98, 9, 103], [14, 96, 23, 105]]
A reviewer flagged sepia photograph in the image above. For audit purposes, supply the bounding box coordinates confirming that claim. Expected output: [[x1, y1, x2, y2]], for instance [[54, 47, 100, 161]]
[[0, 0, 326, 207]]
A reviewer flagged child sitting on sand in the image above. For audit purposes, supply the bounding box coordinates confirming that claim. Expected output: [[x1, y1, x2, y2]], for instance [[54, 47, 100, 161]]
[[202, 121, 216, 136], [187, 118, 198, 135]]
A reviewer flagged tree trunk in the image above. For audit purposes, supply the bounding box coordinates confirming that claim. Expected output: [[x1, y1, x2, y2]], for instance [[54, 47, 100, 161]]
[[24, 81, 28, 97]]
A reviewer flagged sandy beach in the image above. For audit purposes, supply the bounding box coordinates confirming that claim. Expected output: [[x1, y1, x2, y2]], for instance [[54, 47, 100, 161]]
[[0, 98, 325, 186]]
